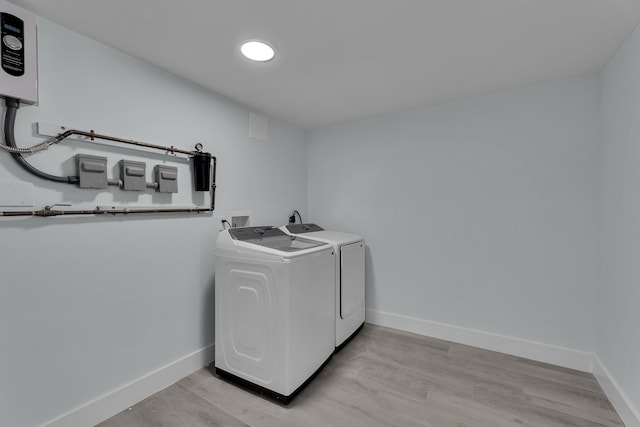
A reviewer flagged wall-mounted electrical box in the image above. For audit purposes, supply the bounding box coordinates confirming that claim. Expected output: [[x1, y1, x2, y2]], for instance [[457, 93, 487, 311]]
[[231, 214, 251, 228], [0, 0, 38, 105], [120, 160, 146, 191], [155, 165, 178, 193], [77, 154, 108, 189], [220, 211, 252, 228]]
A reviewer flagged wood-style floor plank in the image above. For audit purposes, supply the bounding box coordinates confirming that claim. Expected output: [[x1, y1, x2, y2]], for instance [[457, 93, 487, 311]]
[[98, 324, 623, 427]]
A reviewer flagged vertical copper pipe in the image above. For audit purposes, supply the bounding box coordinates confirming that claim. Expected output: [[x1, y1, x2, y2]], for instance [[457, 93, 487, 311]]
[[211, 156, 217, 210]]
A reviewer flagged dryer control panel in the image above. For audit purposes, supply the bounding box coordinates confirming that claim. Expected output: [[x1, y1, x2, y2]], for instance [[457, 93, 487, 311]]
[[285, 223, 324, 234], [230, 226, 282, 240]]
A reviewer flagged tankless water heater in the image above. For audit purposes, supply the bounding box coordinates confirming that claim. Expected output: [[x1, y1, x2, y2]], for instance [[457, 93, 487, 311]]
[[0, 0, 37, 104]]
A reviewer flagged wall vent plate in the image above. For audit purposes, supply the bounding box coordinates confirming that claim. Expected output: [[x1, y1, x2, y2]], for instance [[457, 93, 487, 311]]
[[155, 165, 178, 193], [120, 160, 146, 191], [76, 154, 108, 189], [249, 112, 268, 142]]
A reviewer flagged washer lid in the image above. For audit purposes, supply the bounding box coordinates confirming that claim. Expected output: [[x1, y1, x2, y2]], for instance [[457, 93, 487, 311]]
[[229, 226, 326, 252]]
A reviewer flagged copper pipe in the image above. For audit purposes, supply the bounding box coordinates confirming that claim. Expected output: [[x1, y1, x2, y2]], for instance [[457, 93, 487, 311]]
[[210, 156, 217, 210], [1, 206, 213, 217], [0, 210, 37, 217], [51, 129, 196, 156]]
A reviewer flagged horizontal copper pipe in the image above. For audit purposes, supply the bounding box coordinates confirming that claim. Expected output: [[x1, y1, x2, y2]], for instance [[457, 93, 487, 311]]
[[1, 207, 213, 217], [51, 129, 196, 156]]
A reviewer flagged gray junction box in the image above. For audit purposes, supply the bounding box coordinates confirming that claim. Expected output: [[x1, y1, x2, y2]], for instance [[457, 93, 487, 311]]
[[155, 165, 178, 193], [120, 160, 146, 191], [76, 154, 108, 189]]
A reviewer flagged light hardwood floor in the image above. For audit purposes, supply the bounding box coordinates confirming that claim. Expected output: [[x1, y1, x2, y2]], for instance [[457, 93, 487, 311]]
[[98, 324, 623, 427]]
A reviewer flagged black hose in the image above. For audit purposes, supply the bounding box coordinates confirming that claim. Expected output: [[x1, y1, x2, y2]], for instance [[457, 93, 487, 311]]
[[4, 97, 79, 184]]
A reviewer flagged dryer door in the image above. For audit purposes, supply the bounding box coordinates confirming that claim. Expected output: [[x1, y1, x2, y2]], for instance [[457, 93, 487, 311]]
[[340, 242, 365, 319]]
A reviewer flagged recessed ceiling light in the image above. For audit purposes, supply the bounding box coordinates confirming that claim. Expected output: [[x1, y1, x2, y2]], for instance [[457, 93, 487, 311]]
[[241, 40, 275, 62]]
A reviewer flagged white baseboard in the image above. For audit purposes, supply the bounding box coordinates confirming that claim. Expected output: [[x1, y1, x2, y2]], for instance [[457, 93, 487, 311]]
[[593, 356, 640, 427], [366, 309, 640, 426], [37, 311, 640, 427], [365, 309, 594, 372], [41, 344, 215, 427]]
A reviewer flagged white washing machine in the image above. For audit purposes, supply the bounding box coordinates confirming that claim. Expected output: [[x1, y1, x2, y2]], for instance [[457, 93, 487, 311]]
[[214, 226, 335, 404], [282, 224, 365, 348]]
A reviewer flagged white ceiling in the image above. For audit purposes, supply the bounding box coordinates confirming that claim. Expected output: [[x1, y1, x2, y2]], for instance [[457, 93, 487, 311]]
[[10, 0, 640, 129]]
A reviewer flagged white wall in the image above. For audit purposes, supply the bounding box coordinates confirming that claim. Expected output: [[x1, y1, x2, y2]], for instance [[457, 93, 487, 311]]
[[0, 18, 306, 427], [599, 20, 640, 413], [4, 10, 639, 427], [308, 75, 600, 352]]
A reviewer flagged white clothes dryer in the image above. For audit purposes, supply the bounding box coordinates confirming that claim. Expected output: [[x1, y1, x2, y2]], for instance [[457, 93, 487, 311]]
[[282, 224, 365, 349], [215, 226, 335, 404]]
